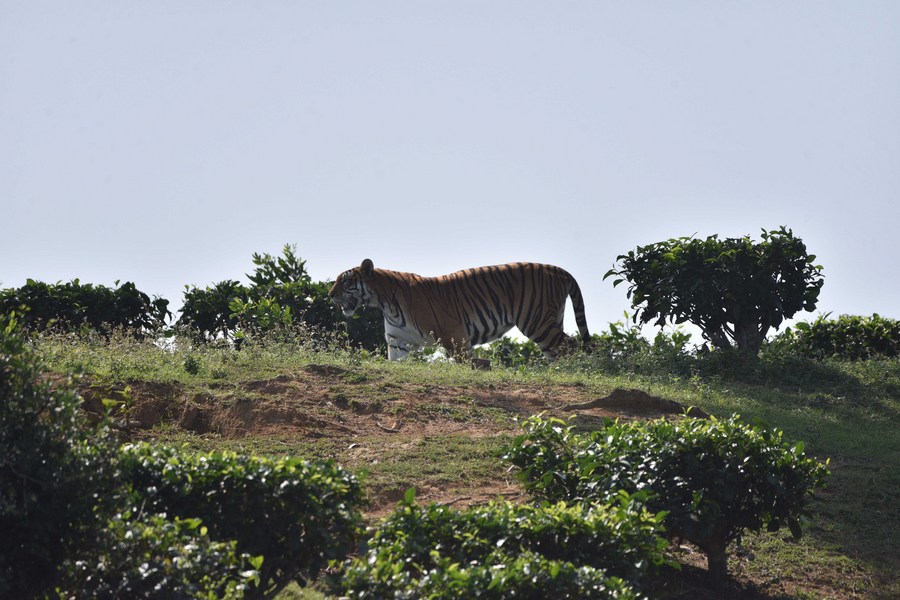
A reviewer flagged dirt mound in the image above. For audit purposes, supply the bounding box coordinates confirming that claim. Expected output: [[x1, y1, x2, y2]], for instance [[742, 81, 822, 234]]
[[84, 369, 705, 443], [81, 369, 705, 518], [563, 388, 710, 419]]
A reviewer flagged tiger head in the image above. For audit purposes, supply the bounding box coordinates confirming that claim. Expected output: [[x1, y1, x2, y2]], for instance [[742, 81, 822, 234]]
[[329, 258, 376, 317]]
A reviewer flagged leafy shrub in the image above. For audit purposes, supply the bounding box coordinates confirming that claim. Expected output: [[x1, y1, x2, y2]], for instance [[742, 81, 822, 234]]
[[0, 279, 170, 336], [0, 315, 117, 597], [117, 443, 365, 595], [176, 245, 385, 351], [3, 315, 363, 598], [177, 280, 248, 341], [770, 313, 900, 360], [333, 493, 671, 599], [591, 319, 652, 360], [244, 246, 337, 336], [57, 511, 261, 599], [605, 227, 823, 354], [244, 246, 383, 351], [591, 320, 693, 371], [505, 415, 829, 579], [343, 549, 638, 600], [229, 296, 295, 336]]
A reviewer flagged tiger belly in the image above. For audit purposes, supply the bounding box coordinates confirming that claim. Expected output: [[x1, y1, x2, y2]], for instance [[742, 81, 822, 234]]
[[383, 318, 516, 360], [383, 321, 434, 360], [466, 321, 515, 347]]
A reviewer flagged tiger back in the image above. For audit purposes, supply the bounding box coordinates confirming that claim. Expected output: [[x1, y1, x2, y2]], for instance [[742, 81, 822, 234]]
[[329, 259, 590, 360]]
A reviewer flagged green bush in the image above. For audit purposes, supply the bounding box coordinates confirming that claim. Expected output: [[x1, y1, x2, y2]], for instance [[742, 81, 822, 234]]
[[2, 315, 365, 598], [117, 443, 365, 595], [243, 245, 384, 351], [0, 315, 117, 597], [770, 313, 900, 360], [333, 493, 671, 599], [587, 320, 693, 374], [0, 279, 170, 336], [342, 549, 638, 600], [605, 227, 823, 354], [229, 296, 295, 336], [176, 245, 385, 351], [505, 415, 829, 579], [177, 280, 248, 341], [57, 511, 261, 599]]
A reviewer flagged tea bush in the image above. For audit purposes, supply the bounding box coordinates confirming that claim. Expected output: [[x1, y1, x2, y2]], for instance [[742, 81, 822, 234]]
[[57, 511, 261, 599], [341, 549, 638, 600], [332, 492, 671, 599], [2, 316, 366, 598], [0, 315, 117, 597], [177, 279, 247, 341], [505, 415, 829, 579], [770, 313, 900, 360], [117, 443, 365, 595], [0, 279, 170, 336], [3, 316, 255, 597]]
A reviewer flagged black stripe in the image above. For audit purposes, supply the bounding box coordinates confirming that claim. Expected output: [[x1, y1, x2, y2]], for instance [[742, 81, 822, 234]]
[[466, 269, 503, 339], [523, 264, 542, 334]]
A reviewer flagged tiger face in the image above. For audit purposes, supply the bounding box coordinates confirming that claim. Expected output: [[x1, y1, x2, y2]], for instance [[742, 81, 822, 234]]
[[328, 259, 375, 317]]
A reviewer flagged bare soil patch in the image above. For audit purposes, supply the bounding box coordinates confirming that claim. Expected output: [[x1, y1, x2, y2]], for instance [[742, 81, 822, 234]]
[[89, 369, 695, 441], [81, 369, 702, 513]]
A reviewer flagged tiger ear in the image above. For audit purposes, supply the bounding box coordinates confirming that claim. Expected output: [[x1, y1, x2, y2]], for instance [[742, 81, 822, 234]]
[[360, 258, 374, 278]]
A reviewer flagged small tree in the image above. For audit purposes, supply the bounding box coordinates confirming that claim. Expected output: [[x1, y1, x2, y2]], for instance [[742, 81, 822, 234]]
[[244, 245, 344, 339], [246, 244, 312, 291], [605, 227, 824, 355]]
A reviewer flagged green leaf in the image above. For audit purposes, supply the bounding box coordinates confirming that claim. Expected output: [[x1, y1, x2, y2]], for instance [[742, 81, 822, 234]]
[[101, 398, 122, 411]]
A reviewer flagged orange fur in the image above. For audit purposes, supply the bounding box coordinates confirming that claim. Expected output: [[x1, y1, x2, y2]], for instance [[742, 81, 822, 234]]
[[330, 259, 590, 360]]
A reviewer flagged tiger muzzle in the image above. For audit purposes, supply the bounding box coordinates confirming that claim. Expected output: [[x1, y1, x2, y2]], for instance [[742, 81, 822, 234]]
[[332, 295, 360, 316]]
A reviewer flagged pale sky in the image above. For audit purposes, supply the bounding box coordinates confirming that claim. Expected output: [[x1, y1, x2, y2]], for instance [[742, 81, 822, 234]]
[[2, 2, 899, 339]]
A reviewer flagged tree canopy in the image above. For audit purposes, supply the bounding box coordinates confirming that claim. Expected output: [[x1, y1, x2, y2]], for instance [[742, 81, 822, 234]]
[[605, 227, 824, 354]]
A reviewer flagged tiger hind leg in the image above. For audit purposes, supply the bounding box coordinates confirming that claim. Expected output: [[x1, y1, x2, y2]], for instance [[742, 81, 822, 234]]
[[522, 321, 569, 360], [438, 336, 474, 362]]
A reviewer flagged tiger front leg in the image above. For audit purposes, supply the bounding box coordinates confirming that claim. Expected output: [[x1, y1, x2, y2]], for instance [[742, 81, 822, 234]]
[[384, 321, 428, 361], [386, 335, 412, 360]]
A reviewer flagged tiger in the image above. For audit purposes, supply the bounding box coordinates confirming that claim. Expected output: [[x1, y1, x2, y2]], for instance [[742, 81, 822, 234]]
[[329, 259, 590, 361]]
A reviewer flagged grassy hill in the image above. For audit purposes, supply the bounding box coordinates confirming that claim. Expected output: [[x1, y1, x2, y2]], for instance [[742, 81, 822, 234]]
[[37, 331, 900, 599]]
